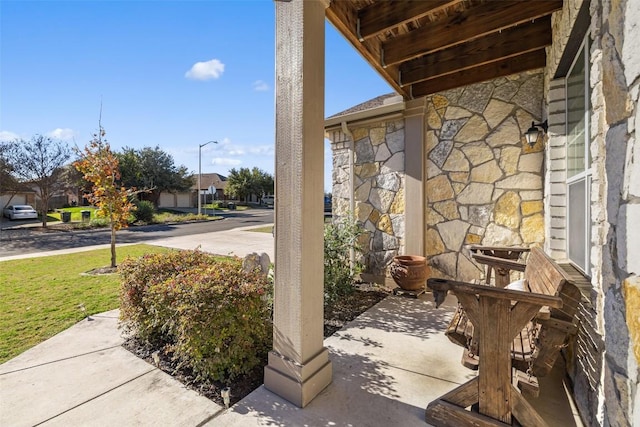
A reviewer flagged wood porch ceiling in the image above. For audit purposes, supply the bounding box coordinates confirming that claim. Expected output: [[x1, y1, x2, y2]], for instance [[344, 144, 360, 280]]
[[326, 0, 562, 99]]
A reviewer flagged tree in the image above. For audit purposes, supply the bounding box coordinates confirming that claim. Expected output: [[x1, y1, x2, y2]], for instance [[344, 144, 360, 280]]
[[251, 167, 274, 198], [116, 146, 193, 207], [226, 167, 274, 202], [74, 128, 136, 268], [4, 135, 71, 227], [226, 167, 253, 202], [0, 141, 21, 205], [59, 164, 90, 206]]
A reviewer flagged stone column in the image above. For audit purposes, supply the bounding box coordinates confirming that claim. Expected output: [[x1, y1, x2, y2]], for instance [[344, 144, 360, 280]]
[[403, 98, 426, 255], [264, 0, 332, 408]]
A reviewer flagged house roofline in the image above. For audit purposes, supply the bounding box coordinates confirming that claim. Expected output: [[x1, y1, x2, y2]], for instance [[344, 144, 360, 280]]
[[324, 97, 405, 131]]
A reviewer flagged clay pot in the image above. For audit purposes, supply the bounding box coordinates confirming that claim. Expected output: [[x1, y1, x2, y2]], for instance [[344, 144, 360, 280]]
[[390, 255, 429, 291]]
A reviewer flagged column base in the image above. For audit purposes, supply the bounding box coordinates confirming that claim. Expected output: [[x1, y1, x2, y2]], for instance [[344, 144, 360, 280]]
[[264, 348, 332, 408]]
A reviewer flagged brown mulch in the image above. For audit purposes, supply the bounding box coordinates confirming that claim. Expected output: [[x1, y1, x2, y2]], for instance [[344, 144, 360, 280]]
[[82, 266, 118, 275], [122, 286, 389, 407]]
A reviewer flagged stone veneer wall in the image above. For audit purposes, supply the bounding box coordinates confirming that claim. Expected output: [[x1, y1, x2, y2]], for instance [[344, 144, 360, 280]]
[[546, 0, 640, 425], [425, 70, 545, 282], [590, 1, 640, 424], [329, 119, 406, 275]]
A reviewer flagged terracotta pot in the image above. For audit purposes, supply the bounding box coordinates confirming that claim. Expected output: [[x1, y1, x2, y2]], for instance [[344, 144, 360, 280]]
[[390, 255, 429, 291]]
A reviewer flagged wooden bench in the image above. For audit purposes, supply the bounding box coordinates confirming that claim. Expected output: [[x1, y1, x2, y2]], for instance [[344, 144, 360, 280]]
[[424, 247, 582, 427]]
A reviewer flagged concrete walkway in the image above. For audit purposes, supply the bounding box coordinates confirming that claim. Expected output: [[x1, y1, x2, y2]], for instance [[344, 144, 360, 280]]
[[146, 225, 274, 261], [0, 226, 583, 426]]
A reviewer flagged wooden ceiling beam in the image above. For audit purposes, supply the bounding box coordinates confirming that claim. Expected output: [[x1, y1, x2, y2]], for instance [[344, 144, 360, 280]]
[[400, 17, 552, 86], [326, 1, 408, 97], [409, 50, 547, 98], [357, 0, 462, 41], [382, 1, 562, 67]]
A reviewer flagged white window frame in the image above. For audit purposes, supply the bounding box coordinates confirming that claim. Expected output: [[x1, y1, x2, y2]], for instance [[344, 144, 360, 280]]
[[565, 35, 592, 276]]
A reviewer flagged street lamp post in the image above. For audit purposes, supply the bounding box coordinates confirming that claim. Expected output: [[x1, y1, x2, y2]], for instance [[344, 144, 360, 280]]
[[198, 140, 218, 215]]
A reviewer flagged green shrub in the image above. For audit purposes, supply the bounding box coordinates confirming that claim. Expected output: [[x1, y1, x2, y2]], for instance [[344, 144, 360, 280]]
[[89, 217, 110, 228], [119, 250, 273, 382], [133, 200, 155, 223], [324, 216, 364, 306], [119, 250, 217, 341]]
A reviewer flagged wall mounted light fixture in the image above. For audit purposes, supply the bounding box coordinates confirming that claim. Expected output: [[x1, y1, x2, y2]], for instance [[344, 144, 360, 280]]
[[525, 120, 548, 147]]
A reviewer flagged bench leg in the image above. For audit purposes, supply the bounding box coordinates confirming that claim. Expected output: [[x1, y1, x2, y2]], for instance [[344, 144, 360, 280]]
[[511, 385, 549, 426], [425, 380, 549, 427]]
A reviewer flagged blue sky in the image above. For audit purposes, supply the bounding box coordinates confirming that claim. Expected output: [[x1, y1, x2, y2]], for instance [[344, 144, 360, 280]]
[[0, 0, 392, 192]]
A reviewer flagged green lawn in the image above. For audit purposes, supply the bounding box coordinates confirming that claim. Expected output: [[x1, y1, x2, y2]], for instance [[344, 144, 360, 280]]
[[247, 226, 273, 233], [49, 207, 222, 226], [0, 244, 171, 363], [49, 206, 97, 222], [202, 203, 249, 211]]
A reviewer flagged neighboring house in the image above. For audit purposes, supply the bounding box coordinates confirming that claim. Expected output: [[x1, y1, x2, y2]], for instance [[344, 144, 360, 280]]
[[156, 173, 227, 209], [192, 173, 228, 205], [0, 191, 36, 210], [3, 185, 70, 211], [157, 191, 192, 209], [267, 2, 639, 425]]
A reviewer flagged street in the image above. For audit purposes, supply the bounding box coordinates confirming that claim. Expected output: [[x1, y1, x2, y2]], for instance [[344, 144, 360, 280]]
[[0, 209, 274, 258]]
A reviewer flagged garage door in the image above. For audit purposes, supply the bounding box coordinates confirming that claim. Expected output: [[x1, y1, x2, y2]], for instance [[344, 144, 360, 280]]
[[1, 194, 26, 207], [158, 193, 175, 208], [176, 193, 191, 207]]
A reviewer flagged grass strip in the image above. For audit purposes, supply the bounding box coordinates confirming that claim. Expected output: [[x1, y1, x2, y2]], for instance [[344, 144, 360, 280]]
[[0, 244, 170, 363], [246, 226, 273, 233]]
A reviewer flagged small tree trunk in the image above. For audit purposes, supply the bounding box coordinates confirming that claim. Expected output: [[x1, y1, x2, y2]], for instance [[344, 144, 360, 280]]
[[39, 195, 48, 228], [110, 224, 117, 268]]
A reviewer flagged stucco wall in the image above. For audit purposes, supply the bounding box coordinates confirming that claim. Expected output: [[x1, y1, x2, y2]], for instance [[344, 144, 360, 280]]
[[425, 71, 546, 282]]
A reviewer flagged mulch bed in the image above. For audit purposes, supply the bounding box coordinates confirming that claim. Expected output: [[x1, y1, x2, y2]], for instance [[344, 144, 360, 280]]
[[123, 286, 388, 407]]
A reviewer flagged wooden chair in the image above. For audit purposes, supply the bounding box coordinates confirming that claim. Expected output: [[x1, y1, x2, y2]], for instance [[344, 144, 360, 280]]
[[425, 247, 582, 426]]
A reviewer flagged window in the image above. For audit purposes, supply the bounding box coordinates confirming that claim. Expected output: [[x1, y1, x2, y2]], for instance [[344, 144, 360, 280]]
[[566, 37, 591, 275]]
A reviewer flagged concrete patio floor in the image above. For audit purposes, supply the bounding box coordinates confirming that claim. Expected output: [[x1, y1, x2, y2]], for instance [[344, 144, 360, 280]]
[[0, 292, 583, 426]]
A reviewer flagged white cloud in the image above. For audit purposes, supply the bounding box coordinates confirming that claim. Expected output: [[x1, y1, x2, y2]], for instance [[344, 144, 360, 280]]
[[248, 145, 274, 156], [185, 59, 225, 80], [0, 130, 20, 141], [227, 148, 246, 155], [47, 128, 76, 140], [252, 80, 269, 91], [211, 157, 242, 166]]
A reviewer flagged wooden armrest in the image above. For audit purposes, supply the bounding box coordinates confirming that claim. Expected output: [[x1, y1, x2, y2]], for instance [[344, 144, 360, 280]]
[[427, 278, 563, 308], [471, 253, 527, 272], [535, 306, 551, 320], [469, 245, 530, 254]]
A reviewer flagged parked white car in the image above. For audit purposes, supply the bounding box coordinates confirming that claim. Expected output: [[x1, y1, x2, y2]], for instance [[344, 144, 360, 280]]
[[3, 205, 38, 220], [261, 195, 275, 207]]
